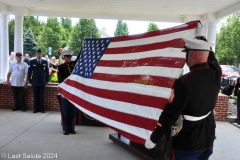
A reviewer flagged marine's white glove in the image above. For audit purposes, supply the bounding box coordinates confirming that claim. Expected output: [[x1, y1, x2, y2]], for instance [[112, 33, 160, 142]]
[[144, 138, 156, 149]]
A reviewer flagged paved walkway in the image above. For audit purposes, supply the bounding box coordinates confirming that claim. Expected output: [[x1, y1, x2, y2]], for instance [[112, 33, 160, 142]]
[[0, 109, 240, 160]]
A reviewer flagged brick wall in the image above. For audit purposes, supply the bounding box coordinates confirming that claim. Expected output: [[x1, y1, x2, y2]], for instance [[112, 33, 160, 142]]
[[0, 83, 230, 121], [0, 83, 60, 111], [214, 93, 229, 121]]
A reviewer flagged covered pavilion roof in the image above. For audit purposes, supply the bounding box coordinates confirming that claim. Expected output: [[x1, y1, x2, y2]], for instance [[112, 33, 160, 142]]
[[0, 0, 239, 22]]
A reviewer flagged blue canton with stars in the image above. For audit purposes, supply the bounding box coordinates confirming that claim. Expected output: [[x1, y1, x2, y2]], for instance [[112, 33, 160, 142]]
[[72, 38, 113, 78]]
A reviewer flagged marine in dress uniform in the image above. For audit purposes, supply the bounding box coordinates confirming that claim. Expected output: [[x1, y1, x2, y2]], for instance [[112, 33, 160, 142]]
[[28, 49, 49, 113], [58, 50, 79, 135], [145, 37, 221, 159]]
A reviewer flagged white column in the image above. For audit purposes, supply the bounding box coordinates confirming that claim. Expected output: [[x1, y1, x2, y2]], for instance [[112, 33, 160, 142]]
[[207, 20, 219, 51], [202, 22, 209, 38], [14, 14, 23, 55], [0, 11, 9, 81]]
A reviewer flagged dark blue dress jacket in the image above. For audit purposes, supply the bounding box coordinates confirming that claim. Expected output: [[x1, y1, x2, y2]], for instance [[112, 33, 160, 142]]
[[28, 58, 49, 86]]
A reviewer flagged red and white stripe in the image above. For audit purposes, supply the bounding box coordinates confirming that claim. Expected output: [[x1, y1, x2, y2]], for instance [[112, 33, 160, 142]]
[[58, 21, 199, 144]]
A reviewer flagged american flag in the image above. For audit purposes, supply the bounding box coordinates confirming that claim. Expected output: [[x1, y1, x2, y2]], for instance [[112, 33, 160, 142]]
[[58, 21, 200, 144]]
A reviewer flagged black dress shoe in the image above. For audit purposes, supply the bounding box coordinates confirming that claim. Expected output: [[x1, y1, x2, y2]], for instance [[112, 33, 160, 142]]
[[237, 122, 240, 125], [63, 131, 69, 135], [33, 110, 38, 113], [41, 110, 45, 113], [12, 108, 20, 111], [22, 109, 26, 112], [69, 130, 76, 134]]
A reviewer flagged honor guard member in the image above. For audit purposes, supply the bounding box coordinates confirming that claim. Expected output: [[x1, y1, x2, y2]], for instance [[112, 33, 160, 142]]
[[145, 37, 221, 159], [28, 49, 49, 113], [58, 50, 79, 135]]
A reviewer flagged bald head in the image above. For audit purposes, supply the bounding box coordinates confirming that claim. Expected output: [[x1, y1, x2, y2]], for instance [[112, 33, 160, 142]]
[[186, 50, 209, 67], [25, 54, 29, 59]]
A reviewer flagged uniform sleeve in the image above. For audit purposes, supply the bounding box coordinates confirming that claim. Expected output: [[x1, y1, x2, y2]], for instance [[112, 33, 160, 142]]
[[150, 79, 188, 143], [45, 61, 49, 82], [208, 51, 222, 79], [57, 65, 64, 83], [208, 51, 217, 63], [28, 61, 33, 83]]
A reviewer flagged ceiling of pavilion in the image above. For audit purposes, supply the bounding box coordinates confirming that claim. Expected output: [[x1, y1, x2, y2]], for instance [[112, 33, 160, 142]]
[[0, 0, 240, 22]]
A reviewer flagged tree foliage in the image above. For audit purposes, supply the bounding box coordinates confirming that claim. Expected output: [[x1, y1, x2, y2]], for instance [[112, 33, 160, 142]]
[[23, 16, 43, 41], [216, 13, 240, 66], [61, 18, 72, 47], [147, 23, 160, 32], [37, 17, 64, 57], [8, 19, 14, 52], [114, 20, 129, 36], [61, 18, 72, 33], [8, 16, 119, 59], [23, 28, 37, 57], [68, 19, 101, 55], [8, 16, 42, 54]]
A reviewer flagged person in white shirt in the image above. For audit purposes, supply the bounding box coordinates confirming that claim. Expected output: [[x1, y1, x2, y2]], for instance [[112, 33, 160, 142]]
[[7, 52, 28, 111]]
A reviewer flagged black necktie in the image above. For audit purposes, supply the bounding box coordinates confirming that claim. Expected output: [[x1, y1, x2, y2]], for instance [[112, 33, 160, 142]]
[[38, 59, 40, 64]]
